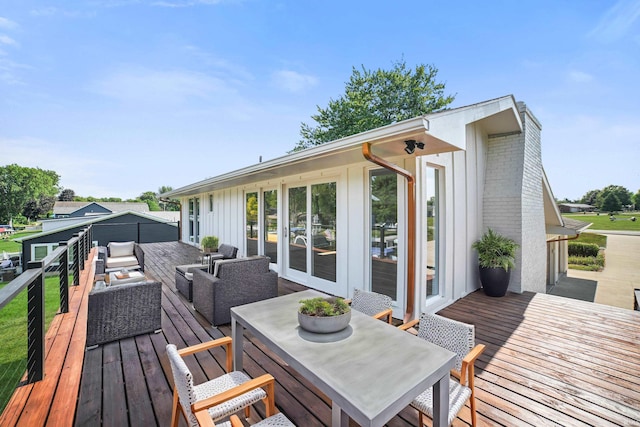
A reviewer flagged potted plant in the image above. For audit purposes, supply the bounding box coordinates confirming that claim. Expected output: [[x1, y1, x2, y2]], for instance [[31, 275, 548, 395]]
[[298, 297, 351, 333], [471, 228, 519, 297], [201, 235, 219, 254]]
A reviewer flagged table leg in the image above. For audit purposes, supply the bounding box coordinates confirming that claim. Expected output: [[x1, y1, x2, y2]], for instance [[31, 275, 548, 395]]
[[432, 373, 450, 427], [231, 317, 243, 371], [331, 402, 349, 426]]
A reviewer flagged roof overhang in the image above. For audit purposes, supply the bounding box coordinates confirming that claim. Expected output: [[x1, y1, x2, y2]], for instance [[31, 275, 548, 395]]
[[543, 169, 591, 236], [164, 95, 523, 198]]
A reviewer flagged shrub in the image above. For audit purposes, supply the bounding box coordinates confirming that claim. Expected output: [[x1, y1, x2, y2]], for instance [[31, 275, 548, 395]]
[[568, 242, 600, 257]]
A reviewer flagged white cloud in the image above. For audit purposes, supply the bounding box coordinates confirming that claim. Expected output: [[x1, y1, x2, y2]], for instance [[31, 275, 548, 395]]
[[90, 66, 235, 105], [271, 70, 318, 93], [0, 17, 18, 29], [0, 136, 112, 196], [0, 35, 18, 46], [567, 70, 594, 83], [589, 0, 640, 42]]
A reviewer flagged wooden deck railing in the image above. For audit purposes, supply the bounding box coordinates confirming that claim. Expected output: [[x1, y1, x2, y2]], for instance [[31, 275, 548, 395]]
[[0, 226, 92, 385]]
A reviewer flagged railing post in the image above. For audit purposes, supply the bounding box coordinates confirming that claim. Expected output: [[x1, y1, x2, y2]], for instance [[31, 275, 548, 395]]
[[26, 260, 45, 383], [84, 228, 90, 261], [72, 234, 80, 286], [58, 242, 70, 313], [78, 231, 85, 271]]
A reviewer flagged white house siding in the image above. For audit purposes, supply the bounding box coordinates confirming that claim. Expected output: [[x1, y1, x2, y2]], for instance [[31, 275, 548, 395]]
[[169, 96, 558, 317]]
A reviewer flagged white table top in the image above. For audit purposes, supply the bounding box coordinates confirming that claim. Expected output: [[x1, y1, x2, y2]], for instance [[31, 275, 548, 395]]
[[231, 290, 455, 427]]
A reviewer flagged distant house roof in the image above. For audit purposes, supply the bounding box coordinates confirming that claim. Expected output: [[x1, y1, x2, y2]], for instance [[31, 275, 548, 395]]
[[559, 203, 595, 209], [53, 201, 150, 215]]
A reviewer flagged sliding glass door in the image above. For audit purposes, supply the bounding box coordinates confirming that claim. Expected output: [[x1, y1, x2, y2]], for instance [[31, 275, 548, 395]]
[[369, 169, 398, 300], [285, 181, 337, 289]]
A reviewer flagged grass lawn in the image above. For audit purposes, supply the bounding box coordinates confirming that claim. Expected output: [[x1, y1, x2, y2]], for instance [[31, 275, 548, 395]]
[[563, 212, 640, 231], [574, 232, 607, 248], [0, 231, 40, 253], [0, 275, 65, 413]]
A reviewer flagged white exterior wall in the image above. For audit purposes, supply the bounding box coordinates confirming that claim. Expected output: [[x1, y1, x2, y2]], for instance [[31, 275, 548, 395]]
[[171, 96, 552, 316]]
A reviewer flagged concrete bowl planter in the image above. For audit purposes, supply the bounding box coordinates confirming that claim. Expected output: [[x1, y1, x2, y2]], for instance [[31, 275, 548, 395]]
[[298, 310, 351, 334], [298, 297, 351, 334]]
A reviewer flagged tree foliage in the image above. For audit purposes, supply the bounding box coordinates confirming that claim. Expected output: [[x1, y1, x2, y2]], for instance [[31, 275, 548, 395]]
[[157, 186, 180, 211], [293, 59, 455, 151], [600, 192, 622, 212], [580, 189, 600, 206], [597, 185, 631, 208], [0, 164, 60, 223], [580, 185, 633, 211], [58, 188, 76, 201], [633, 190, 640, 210]]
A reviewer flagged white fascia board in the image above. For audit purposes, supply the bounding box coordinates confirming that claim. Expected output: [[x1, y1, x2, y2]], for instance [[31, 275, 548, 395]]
[[426, 95, 522, 150], [165, 117, 433, 198]]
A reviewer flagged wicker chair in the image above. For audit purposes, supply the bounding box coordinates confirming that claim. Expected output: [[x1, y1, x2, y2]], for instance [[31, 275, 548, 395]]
[[399, 313, 485, 427], [192, 373, 295, 427], [167, 338, 270, 427], [192, 256, 278, 326], [86, 280, 161, 347], [345, 288, 393, 324]]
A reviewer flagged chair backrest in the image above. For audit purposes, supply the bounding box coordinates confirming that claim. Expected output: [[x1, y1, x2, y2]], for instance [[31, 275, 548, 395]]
[[218, 244, 238, 259], [166, 344, 198, 427], [417, 313, 474, 373], [351, 288, 392, 317], [212, 256, 270, 278]]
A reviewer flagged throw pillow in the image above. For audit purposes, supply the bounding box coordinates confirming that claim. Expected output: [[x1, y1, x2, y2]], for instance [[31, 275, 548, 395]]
[[109, 241, 135, 258]]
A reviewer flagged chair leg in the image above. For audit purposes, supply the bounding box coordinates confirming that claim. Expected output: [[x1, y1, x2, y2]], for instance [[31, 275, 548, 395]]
[[244, 405, 251, 419], [418, 410, 425, 427], [170, 390, 180, 427], [470, 395, 478, 427]]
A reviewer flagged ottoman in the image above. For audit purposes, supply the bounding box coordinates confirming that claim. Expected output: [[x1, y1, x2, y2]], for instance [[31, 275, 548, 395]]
[[175, 263, 208, 301]]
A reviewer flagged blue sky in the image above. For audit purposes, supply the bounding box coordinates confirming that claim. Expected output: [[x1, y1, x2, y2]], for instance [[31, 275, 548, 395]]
[[1, 0, 639, 201]]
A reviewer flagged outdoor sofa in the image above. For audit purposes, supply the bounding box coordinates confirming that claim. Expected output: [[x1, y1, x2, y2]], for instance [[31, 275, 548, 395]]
[[95, 241, 145, 275], [192, 255, 278, 325], [86, 279, 162, 347]]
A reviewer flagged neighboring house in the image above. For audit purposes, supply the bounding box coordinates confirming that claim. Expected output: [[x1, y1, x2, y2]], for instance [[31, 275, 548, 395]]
[[558, 203, 596, 213], [164, 95, 576, 319], [52, 201, 150, 218], [18, 211, 178, 266]]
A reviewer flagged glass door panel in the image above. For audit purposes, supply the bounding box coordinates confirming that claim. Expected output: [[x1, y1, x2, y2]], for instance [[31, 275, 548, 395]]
[[370, 170, 398, 300], [263, 190, 278, 263], [311, 182, 336, 282], [288, 186, 307, 272], [425, 167, 439, 298], [246, 192, 258, 256]]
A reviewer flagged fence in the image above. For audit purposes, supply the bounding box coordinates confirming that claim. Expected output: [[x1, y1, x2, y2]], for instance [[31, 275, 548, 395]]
[[0, 226, 92, 412]]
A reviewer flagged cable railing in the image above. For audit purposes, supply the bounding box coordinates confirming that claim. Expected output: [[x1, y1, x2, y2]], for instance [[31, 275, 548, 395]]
[[0, 225, 92, 399]]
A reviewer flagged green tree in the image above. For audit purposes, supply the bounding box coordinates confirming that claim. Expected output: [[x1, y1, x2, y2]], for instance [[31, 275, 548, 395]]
[[58, 188, 76, 201], [139, 191, 161, 211], [0, 164, 60, 223], [632, 189, 640, 210], [294, 59, 455, 151], [601, 192, 622, 212], [597, 185, 632, 209], [157, 185, 180, 211], [580, 189, 601, 206]]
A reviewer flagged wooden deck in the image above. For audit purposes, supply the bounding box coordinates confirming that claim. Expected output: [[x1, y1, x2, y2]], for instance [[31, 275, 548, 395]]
[[2, 241, 640, 426]]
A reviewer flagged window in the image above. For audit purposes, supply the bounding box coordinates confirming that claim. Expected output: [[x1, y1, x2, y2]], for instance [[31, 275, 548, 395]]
[[246, 192, 258, 256]]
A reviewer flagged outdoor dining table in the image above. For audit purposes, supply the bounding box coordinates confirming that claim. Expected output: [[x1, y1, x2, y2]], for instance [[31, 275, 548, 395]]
[[230, 290, 456, 427]]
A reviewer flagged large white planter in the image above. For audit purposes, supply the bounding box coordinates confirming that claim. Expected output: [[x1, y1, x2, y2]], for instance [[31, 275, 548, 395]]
[[298, 310, 351, 334]]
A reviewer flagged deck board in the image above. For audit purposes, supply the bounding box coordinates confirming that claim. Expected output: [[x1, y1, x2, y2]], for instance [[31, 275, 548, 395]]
[[2, 241, 640, 426]]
